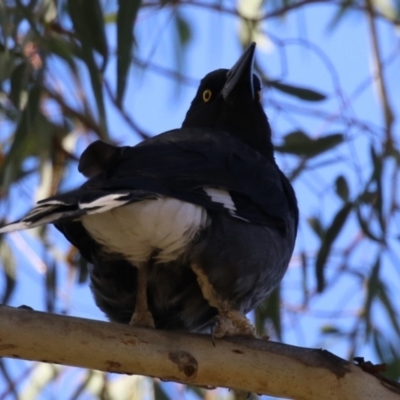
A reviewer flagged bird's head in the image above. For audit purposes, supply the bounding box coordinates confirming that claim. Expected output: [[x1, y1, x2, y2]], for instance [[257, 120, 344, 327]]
[[182, 43, 274, 160]]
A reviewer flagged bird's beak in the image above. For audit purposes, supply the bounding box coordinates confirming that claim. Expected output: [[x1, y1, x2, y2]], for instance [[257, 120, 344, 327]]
[[222, 42, 256, 101]]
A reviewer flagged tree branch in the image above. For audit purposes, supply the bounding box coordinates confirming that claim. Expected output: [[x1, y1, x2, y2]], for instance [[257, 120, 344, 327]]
[[0, 306, 398, 399], [365, 0, 394, 149]]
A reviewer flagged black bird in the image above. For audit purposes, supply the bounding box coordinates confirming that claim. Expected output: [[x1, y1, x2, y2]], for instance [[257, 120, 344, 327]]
[[0, 43, 298, 337]]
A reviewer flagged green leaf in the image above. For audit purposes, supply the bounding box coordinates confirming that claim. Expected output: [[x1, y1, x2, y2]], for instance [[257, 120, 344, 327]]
[[104, 12, 117, 24], [68, 0, 108, 138], [186, 385, 205, 399], [335, 175, 349, 201], [321, 325, 344, 335], [153, 381, 171, 400], [308, 217, 324, 238], [0, 240, 16, 304], [0, 84, 42, 193], [378, 281, 400, 337], [364, 256, 381, 338], [370, 145, 385, 236], [116, 0, 141, 105], [327, 0, 354, 31], [68, 0, 108, 69], [315, 202, 353, 292], [0, 50, 16, 83], [382, 352, 400, 381], [46, 32, 78, 73], [77, 254, 89, 284], [267, 80, 327, 101], [9, 62, 30, 108], [275, 131, 344, 158], [175, 13, 191, 46], [255, 286, 281, 339], [300, 251, 308, 305], [171, 12, 192, 84], [45, 260, 57, 313]]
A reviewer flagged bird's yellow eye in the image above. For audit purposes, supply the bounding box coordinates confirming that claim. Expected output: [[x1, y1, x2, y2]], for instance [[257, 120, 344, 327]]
[[202, 89, 212, 102]]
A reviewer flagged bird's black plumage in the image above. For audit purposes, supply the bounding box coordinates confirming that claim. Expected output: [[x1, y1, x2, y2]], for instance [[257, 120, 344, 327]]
[[0, 43, 298, 335]]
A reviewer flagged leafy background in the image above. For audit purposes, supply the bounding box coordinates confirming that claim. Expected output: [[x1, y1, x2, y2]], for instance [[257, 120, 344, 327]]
[[0, 0, 399, 399]]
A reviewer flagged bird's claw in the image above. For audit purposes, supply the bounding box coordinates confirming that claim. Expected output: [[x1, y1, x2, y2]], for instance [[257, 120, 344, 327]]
[[211, 313, 256, 339]]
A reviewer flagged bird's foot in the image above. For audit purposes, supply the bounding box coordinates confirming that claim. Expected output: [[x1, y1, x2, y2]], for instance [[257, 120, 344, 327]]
[[129, 310, 155, 328], [212, 311, 256, 338]]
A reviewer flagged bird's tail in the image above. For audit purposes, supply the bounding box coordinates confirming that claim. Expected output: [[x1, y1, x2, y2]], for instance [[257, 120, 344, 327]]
[[0, 191, 145, 233]]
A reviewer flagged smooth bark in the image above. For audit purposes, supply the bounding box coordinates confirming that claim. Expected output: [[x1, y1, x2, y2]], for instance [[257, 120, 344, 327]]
[[0, 306, 398, 400]]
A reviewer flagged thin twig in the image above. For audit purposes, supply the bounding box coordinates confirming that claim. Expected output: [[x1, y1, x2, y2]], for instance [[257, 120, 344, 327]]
[[365, 0, 395, 150]]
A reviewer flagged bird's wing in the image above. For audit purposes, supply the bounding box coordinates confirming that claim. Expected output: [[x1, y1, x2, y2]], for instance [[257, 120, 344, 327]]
[[0, 128, 296, 233]]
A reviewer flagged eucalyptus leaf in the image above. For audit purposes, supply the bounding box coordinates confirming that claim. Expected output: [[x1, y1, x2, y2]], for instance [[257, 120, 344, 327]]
[[176, 13, 192, 46], [255, 287, 281, 339], [153, 381, 171, 400], [267, 80, 327, 101], [364, 256, 381, 338], [307, 217, 324, 238], [275, 131, 344, 158], [0, 84, 42, 193], [378, 281, 400, 337], [46, 32, 78, 72], [0, 240, 16, 304], [9, 62, 30, 108], [68, 0, 108, 69], [68, 0, 108, 137], [315, 202, 353, 292], [335, 175, 349, 201], [327, 0, 355, 31], [116, 0, 141, 105], [321, 325, 344, 335]]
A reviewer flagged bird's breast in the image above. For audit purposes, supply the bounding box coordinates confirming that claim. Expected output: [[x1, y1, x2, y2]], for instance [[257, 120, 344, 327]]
[[81, 197, 208, 266]]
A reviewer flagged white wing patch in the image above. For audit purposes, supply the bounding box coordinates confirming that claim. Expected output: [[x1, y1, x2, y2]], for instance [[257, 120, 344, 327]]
[[0, 221, 31, 233], [79, 193, 131, 214], [82, 197, 209, 265], [0, 203, 62, 233], [204, 187, 236, 211], [0, 193, 133, 233], [204, 187, 250, 222]]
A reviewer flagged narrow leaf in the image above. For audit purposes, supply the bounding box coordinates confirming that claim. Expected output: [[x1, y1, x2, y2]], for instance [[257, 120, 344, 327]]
[[186, 385, 205, 399], [335, 175, 349, 201], [307, 217, 324, 239], [315, 202, 353, 292], [364, 256, 381, 338], [321, 325, 345, 335], [68, 0, 108, 69], [176, 12, 191, 45], [153, 381, 171, 400], [255, 287, 281, 339], [0, 240, 16, 304], [370, 146, 386, 236], [116, 0, 141, 105], [378, 282, 400, 337], [267, 80, 327, 101], [68, 0, 108, 137], [9, 62, 29, 108], [327, 0, 354, 31], [0, 84, 42, 193], [46, 32, 78, 73], [275, 130, 344, 158], [45, 260, 57, 313]]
